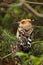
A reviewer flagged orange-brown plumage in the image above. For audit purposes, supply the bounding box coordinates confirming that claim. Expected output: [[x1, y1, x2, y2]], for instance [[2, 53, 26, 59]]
[[19, 19, 33, 30]]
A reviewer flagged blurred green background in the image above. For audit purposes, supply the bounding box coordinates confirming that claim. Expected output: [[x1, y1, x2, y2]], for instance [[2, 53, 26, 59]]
[[0, 0, 43, 65]]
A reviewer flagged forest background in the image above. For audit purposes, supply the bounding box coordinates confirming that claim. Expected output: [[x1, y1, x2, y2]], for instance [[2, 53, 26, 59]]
[[0, 0, 43, 65]]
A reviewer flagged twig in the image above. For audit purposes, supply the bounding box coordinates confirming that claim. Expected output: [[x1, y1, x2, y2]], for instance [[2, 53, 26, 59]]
[[32, 41, 43, 44], [9, 0, 25, 7], [24, 3, 43, 18], [0, 0, 25, 7], [1, 53, 12, 60], [33, 25, 43, 28], [26, 1, 43, 6], [0, 0, 43, 18], [0, 40, 43, 60]]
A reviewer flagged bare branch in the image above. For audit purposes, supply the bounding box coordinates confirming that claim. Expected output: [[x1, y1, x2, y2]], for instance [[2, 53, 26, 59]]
[[32, 41, 43, 44], [26, 1, 43, 6], [24, 3, 43, 18], [0, 3, 8, 7], [9, 0, 25, 7], [0, 40, 43, 59], [0, 0, 25, 7], [0, 53, 12, 60], [0, 0, 43, 18]]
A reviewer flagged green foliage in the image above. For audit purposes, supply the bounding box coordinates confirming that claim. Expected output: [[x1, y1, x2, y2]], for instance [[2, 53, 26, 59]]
[[15, 52, 30, 65], [26, 13, 32, 18], [0, 29, 17, 58], [34, 26, 43, 40], [0, 0, 43, 64], [0, 42, 10, 57], [0, 26, 3, 32], [29, 55, 43, 65], [8, 7, 23, 15], [0, 15, 2, 21], [32, 42, 43, 56], [15, 52, 43, 65], [15, 52, 28, 57], [2, 14, 14, 28], [2, 29, 17, 43], [13, 8, 22, 15]]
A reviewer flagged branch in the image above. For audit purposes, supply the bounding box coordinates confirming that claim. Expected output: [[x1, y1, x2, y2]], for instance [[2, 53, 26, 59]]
[[26, 1, 43, 6], [32, 41, 43, 44], [0, 0, 43, 18], [0, 53, 12, 60], [33, 25, 43, 28], [9, 0, 25, 7], [0, 40, 43, 60], [0, 0, 25, 7], [24, 3, 43, 18]]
